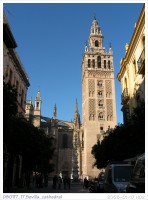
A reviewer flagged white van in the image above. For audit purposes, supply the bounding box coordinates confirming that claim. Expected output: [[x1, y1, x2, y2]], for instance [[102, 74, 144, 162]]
[[103, 162, 132, 193]]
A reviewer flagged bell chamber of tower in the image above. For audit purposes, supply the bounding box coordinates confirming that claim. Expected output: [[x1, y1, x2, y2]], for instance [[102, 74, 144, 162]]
[[81, 17, 117, 178]]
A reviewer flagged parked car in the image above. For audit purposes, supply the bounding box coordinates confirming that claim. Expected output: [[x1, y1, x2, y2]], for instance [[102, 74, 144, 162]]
[[126, 153, 145, 193], [103, 162, 132, 193], [97, 172, 105, 192]]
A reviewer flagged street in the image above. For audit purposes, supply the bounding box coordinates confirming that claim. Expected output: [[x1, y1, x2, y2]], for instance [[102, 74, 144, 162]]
[[11, 181, 89, 193]]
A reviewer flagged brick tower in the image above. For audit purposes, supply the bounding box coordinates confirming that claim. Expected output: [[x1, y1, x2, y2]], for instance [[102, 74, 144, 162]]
[[81, 17, 117, 177]]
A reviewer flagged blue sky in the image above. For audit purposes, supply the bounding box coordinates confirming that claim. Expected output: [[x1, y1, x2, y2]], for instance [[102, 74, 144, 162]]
[[4, 3, 144, 124]]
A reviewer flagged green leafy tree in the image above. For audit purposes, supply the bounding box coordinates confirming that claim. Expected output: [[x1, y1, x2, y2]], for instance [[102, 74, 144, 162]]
[[91, 100, 145, 169]]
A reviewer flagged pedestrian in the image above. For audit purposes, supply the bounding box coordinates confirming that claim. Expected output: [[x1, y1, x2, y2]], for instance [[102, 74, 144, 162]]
[[83, 177, 88, 189], [58, 176, 62, 189]]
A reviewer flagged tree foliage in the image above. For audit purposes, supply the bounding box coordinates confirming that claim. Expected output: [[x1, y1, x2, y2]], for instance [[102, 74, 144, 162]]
[[3, 82, 55, 174], [91, 101, 145, 169]]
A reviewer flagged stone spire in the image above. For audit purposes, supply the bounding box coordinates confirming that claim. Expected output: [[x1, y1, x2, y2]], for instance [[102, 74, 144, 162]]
[[53, 103, 57, 119], [72, 99, 80, 181], [35, 90, 41, 110], [33, 90, 42, 127], [90, 17, 101, 36], [74, 99, 80, 129], [89, 17, 104, 50]]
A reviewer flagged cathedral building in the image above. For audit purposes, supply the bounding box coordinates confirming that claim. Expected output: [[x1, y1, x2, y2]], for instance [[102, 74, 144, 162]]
[[25, 93, 81, 179], [25, 17, 117, 179]]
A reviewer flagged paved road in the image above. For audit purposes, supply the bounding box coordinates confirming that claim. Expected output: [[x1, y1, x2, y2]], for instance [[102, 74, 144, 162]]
[[11, 181, 89, 193]]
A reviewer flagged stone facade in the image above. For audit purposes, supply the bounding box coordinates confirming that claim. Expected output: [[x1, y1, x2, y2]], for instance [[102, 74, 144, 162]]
[[3, 13, 30, 190], [117, 5, 145, 123], [81, 17, 117, 178], [3, 14, 30, 116]]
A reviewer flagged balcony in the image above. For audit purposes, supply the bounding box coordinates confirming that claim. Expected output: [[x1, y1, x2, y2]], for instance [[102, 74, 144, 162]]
[[121, 88, 129, 105], [137, 48, 145, 75]]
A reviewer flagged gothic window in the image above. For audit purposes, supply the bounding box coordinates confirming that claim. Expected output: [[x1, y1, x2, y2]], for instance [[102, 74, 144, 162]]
[[97, 56, 101, 68], [92, 59, 95, 68], [104, 60, 106, 68], [88, 59, 91, 68], [108, 60, 111, 69], [63, 134, 68, 148], [95, 40, 99, 47]]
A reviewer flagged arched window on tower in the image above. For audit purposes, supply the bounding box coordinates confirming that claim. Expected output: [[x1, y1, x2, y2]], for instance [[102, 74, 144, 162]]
[[97, 81, 103, 88], [97, 56, 101, 68], [88, 59, 91, 68], [92, 59, 95, 68], [98, 91, 103, 98], [104, 60, 106, 68], [98, 100, 103, 107], [98, 112, 104, 120], [108, 60, 111, 69], [36, 102, 39, 109], [63, 134, 68, 148], [95, 40, 99, 47]]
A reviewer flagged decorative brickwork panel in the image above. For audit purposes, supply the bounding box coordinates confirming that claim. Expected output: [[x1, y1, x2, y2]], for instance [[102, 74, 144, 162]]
[[105, 80, 112, 98], [89, 99, 96, 120], [106, 99, 113, 121], [88, 79, 95, 97]]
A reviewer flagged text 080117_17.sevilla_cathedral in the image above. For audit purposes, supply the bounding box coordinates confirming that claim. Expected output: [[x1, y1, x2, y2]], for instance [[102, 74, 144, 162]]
[[26, 17, 117, 179]]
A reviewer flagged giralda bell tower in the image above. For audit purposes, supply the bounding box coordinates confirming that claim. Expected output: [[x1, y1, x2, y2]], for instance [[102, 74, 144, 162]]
[[81, 17, 117, 177]]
